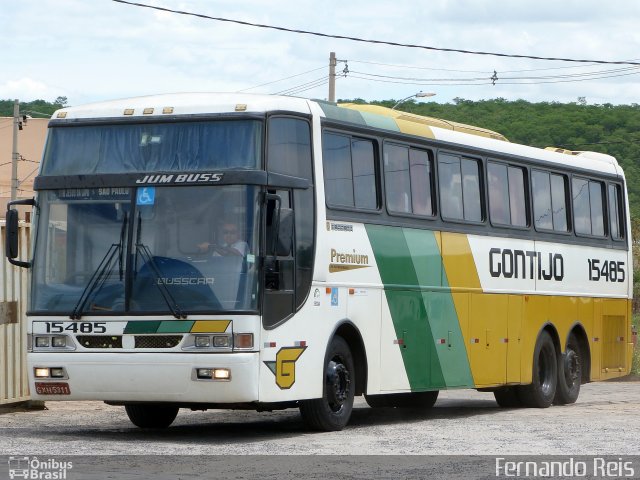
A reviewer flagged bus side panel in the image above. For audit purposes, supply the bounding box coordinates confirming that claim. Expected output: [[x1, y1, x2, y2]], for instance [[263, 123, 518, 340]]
[[600, 298, 631, 379], [367, 225, 474, 392]]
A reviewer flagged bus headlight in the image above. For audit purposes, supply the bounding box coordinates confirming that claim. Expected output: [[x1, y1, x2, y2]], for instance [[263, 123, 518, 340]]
[[35, 337, 50, 348], [213, 335, 230, 348], [52, 336, 66, 348], [195, 336, 211, 348]]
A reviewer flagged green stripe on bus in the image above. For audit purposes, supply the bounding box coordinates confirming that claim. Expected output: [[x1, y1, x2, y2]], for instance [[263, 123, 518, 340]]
[[358, 111, 400, 132], [124, 321, 162, 334], [157, 321, 195, 333], [366, 225, 474, 389], [404, 229, 474, 388], [365, 224, 445, 390]]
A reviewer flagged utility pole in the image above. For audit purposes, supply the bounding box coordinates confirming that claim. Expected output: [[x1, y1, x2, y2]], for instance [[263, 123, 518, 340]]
[[328, 52, 336, 103], [11, 99, 19, 201]]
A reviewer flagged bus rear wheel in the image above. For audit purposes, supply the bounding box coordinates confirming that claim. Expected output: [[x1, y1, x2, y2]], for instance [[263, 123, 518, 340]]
[[299, 336, 355, 431], [554, 333, 582, 405], [124, 404, 179, 428], [518, 330, 558, 408], [364, 391, 439, 409]]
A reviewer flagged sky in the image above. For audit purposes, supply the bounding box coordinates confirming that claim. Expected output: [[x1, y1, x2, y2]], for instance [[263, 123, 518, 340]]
[[1, 0, 640, 108]]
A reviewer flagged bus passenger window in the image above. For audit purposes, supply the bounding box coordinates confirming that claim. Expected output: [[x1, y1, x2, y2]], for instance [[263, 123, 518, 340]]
[[573, 177, 605, 237], [322, 132, 377, 209], [532, 170, 568, 232], [323, 133, 354, 207], [384, 143, 434, 216], [508, 166, 527, 227], [488, 161, 527, 227], [438, 154, 463, 220], [409, 148, 434, 216], [488, 162, 510, 225], [352, 139, 377, 209], [461, 158, 482, 222], [438, 153, 482, 222], [609, 184, 624, 240], [384, 144, 411, 213]]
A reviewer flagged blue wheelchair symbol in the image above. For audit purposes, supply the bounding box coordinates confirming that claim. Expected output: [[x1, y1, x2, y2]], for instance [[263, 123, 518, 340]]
[[331, 288, 339, 306], [136, 187, 156, 205]]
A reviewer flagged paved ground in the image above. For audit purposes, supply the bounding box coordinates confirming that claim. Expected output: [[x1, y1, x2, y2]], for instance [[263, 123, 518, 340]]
[[1, 381, 638, 456]]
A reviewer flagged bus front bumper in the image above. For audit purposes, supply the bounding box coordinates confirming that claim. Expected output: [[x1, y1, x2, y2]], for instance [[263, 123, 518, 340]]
[[28, 352, 259, 403]]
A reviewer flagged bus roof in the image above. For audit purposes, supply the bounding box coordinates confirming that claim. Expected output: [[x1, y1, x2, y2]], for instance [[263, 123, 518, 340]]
[[52, 93, 622, 178]]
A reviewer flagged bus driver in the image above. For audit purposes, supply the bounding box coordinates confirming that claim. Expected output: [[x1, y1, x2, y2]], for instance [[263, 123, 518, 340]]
[[197, 222, 249, 257]]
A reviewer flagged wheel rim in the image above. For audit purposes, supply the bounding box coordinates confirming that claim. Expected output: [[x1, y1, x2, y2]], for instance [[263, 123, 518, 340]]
[[538, 344, 555, 397], [564, 348, 581, 387], [325, 356, 351, 413]]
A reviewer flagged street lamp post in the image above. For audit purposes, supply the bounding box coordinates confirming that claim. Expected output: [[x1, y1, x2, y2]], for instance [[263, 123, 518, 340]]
[[391, 92, 436, 110]]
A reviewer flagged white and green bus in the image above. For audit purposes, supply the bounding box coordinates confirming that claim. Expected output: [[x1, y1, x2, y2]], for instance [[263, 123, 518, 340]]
[[6, 93, 632, 431]]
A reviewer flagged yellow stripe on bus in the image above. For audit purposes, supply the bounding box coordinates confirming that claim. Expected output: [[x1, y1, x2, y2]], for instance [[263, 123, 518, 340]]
[[191, 320, 232, 333]]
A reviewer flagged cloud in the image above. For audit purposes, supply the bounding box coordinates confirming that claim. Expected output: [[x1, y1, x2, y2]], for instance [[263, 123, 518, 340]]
[[1, 0, 639, 105]]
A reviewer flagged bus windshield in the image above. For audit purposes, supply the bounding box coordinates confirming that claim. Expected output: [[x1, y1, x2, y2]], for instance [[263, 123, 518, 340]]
[[42, 119, 262, 175], [31, 185, 260, 315]]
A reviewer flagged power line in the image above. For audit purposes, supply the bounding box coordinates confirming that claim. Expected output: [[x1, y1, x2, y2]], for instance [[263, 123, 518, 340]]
[[349, 59, 490, 74], [275, 75, 330, 96], [111, 0, 640, 66], [348, 65, 640, 85], [236, 65, 327, 92]]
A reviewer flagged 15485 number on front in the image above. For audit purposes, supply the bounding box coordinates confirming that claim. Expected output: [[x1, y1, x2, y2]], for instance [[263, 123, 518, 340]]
[[42, 321, 107, 334]]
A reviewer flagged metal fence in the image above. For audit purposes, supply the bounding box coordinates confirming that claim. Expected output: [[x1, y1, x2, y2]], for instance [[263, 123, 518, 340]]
[[0, 221, 30, 405]]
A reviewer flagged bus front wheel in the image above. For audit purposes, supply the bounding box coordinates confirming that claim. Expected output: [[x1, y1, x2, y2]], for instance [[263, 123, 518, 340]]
[[124, 404, 179, 428], [518, 330, 558, 408], [299, 336, 355, 431]]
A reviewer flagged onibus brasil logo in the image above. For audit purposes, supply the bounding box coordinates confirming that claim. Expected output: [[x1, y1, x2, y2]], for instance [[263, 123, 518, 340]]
[[8, 456, 73, 479]]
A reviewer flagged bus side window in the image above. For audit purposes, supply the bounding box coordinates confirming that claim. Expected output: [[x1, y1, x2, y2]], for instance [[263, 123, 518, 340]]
[[609, 183, 624, 240], [322, 131, 377, 210], [438, 153, 482, 222], [573, 177, 605, 237], [384, 143, 411, 214], [488, 161, 527, 227], [532, 170, 568, 232]]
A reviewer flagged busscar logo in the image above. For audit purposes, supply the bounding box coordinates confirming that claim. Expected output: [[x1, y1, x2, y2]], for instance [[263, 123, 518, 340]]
[[135, 173, 224, 185], [8, 456, 73, 480]]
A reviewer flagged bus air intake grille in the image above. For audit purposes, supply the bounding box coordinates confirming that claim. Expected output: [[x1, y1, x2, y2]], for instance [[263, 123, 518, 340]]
[[134, 335, 183, 349], [77, 336, 123, 349]]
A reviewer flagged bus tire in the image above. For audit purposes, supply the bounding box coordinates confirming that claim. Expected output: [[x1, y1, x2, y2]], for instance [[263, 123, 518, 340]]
[[364, 391, 439, 409], [124, 404, 179, 428], [553, 333, 582, 405], [493, 386, 522, 408], [518, 330, 558, 408], [299, 336, 355, 431]]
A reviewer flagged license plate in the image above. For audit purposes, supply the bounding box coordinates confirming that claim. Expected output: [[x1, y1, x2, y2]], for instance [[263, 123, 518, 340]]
[[35, 382, 71, 395]]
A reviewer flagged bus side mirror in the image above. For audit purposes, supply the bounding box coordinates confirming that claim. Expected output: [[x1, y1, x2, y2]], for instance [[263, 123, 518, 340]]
[[5, 209, 20, 259], [5, 209, 18, 259], [5, 198, 35, 268]]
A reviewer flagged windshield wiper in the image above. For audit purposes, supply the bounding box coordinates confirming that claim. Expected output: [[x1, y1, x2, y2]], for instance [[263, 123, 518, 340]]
[[134, 213, 186, 319], [70, 213, 128, 320]]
